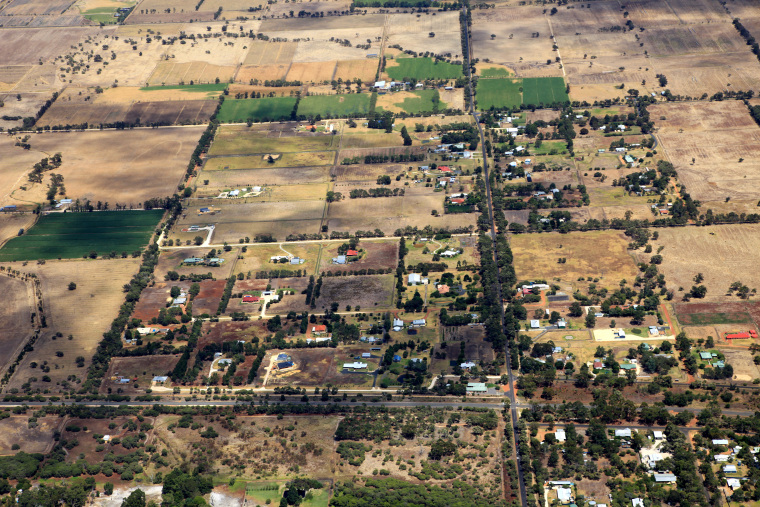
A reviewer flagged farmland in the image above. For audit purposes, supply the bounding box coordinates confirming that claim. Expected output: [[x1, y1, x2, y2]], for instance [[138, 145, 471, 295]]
[[385, 57, 463, 81], [642, 224, 760, 301], [511, 230, 639, 290], [298, 94, 372, 117], [476, 78, 521, 110], [4, 127, 205, 206], [217, 97, 297, 123], [0, 210, 162, 261]]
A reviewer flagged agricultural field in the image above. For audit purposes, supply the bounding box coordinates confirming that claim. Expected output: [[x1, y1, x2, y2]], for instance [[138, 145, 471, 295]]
[[0, 274, 35, 373], [5, 257, 140, 391], [0, 210, 163, 261], [511, 230, 639, 291], [0, 212, 36, 245], [642, 224, 760, 302], [385, 57, 463, 81], [318, 240, 398, 274], [216, 97, 297, 123], [476, 78, 521, 110], [651, 100, 760, 204], [314, 274, 395, 310], [326, 192, 475, 235], [297, 94, 372, 117], [3, 127, 204, 207], [376, 89, 446, 114], [209, 125, 338, 155]]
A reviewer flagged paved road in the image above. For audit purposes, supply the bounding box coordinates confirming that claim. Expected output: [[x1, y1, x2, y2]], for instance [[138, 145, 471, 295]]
[[459, 2, 528, 505]]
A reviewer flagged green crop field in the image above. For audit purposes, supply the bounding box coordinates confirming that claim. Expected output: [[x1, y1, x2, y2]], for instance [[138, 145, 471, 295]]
[[379, 90, 443, 114], [386, 57, 463, 81], [476, 78, 522, 110], [217, 97, 297, 123], [0, 210, 163, 261], [297, 94, 371, 117], [522, 77, 569, 106]]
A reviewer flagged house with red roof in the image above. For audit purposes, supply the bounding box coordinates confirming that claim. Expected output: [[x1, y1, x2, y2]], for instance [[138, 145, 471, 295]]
[[312, 325, 327, 336], [242, 295, 260, 303], [439, 166, 451, 172], [346, 249, 359, 256], [450, 198, 465, 204]]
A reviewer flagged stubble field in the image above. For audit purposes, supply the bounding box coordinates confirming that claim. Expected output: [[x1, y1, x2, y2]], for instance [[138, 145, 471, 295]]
[[6, 127, 204, 206]]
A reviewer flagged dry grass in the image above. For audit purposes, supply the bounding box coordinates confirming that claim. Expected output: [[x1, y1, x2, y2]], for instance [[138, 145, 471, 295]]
[[5, 258, 140, 391], [642, 224, 760, 301], [511, 230, 639, 290], [147, 61, 236, 86], [8, 127, 204, 207], [326, 192, 475, 234], [243, 41, 297, 66], [0, 213, 36, 245], [652, 101, 760, 203], [0, 416, 59, 454], [235, 64, 289, 83], [286, 61, 336, 83], [0, 274, 35, 372], [334, 59, 379, 82], [198, 166, 331, 188]]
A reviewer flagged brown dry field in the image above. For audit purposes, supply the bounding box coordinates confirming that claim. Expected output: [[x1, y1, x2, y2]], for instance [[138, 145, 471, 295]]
[[315, 274, 395, 310], [265, 0, 351, 18], [38, 99, 216, 127], [651, 101, 760, 203], [326, 192, 475, 234], [5, 258, 140, 391], [199, 166, 331, 188], [260, 13, 385, 32], [214, 219, 321, 243], [721, 349, 760, 382], [293, 39, 377, 63], [543, 0, 760, 98], [7, 127, 204, 206], [0, 212, 36, 245], [235, 64, 289, 83], [243, 41, 297, 66], [0, 275, 35, 372], [0, 93, 51, 130], [2, 0, 74, 16], [0, 64, 31, 91], [147, 61, 237, 86], [0, 416, 60, 454], [132, 281, 193, 322], [286, 61, 337, 83], [334, 59, 379, 82], [228, 83, 300, 97], [333, 164, 405, 184], [471, 7, 558, 75], [385, 11, 462, 58], [511, 230, 639, 290], [125, 11, 214, 23], [0, 135, 54, 206], [232, 244, 319, 274], [0, 26, 107, 66], [641, 224, 760, 301]]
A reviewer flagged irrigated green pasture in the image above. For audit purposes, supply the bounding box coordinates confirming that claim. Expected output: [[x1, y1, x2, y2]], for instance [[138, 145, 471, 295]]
[[217, 97, 297, 123], [297, 94, 371, 117], [0, 210, 163, 261], [522, 77, 569, 106], [476, 78, 521, 109], [386, 57, 463, 81]]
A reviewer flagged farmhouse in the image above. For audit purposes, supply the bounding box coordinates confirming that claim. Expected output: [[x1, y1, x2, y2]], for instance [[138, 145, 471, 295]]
[[152, 376, 169, 383], [343, 362, 368, 370], [312, 325, 328, 336], [555, 429, 566, 442], [440, 250, 459, 257], [460, 361, 476, 369], [346, 249, 359, 257], [712, 439, 730, 446], [333, 255, 347, 265], [242, 295, 260, 303], [412, 319, 426, 327], [556, 488, 572, 504], [724, 465, 738, 474]]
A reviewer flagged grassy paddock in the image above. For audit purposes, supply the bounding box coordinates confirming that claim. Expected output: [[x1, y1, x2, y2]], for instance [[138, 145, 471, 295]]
[[522, 77, 569, 106], [0, 210, 163, 261], [386, 57, 463, 81], [476, 78, 521, 109], [217, 97, 297, 123], [297, 94, 371, 117]]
